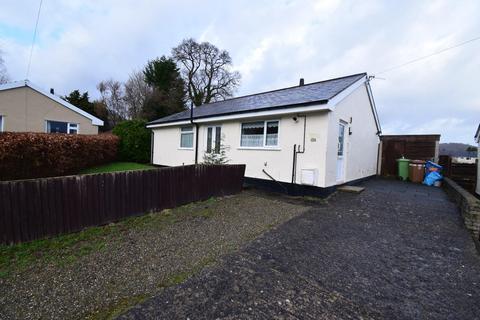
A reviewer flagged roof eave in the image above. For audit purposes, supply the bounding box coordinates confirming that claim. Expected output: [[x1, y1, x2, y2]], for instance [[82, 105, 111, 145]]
[[147, 100, 330, 128]]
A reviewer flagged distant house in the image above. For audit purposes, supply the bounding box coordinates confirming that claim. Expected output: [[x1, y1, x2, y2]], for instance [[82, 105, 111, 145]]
[[0, 80, 103, 134], [147, 73, 381, 195], [475, 124, 480, 195]]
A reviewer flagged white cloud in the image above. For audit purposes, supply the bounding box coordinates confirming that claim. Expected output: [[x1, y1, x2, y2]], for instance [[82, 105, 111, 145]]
[[0, 0, 479, 143]]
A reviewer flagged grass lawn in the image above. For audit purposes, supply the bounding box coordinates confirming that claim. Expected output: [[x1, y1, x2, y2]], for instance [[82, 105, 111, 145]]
[[80, 162, 155, 174]]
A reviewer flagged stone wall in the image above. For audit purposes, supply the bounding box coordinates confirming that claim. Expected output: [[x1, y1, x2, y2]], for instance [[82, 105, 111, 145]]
[[443, 177, 480, 240]]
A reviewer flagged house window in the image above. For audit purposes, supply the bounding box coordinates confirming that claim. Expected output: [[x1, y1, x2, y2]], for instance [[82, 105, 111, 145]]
[[46, 120, 79, 134], [180, 126, 194, 148], [0, 116, 3, 132], [68, 123, 78, 134], [206, 126, 222, 153], [240, 120, 279, 148]]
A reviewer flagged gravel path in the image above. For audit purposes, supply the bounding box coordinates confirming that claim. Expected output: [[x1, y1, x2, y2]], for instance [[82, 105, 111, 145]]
[[0, 191, 310, 319], [119, 178, 480, 319]]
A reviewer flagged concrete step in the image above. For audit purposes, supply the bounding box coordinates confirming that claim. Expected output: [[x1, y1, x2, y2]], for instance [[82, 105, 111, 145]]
[[338, 185, 365, 193]]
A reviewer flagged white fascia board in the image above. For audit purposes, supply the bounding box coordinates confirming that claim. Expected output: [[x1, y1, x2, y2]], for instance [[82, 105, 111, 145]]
[[147, 103, 332, 129], [328, 75, 367, 106], [365, 79, 382, 134], [0, 80, 104, 126], [0, 81, 27, 91]]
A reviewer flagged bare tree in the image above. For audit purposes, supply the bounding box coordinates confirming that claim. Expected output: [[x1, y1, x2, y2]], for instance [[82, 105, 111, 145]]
[[97, 79, 128, 126], [124, 70, 152, 119], [172, 38, 241, 106], [0, 50, 9, 84]]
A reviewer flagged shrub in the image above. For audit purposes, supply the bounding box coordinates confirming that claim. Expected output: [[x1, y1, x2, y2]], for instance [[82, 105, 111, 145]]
[[0, 132, 119, 181], [112, 120, 151, 163]]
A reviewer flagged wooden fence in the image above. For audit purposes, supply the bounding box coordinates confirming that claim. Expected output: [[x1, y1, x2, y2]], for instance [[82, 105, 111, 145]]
[[439, 155, 477, 194], [0, 164, 246, 244], [380, 135, 440, 176]]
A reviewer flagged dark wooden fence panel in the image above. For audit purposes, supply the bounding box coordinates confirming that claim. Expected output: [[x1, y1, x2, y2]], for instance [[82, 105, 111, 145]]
[[439, 155, 477, 194], [0, 164, 245, 244]]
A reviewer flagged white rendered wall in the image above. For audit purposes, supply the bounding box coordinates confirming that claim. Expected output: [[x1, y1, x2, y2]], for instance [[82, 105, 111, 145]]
[[152, 126, 196, 165], [152, 111, 330, 187], [324, 83, 380, 187]]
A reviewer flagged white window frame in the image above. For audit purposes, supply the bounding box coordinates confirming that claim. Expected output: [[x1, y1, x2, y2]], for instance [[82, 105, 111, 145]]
[[0, 115, 3, 132], [68, 123, 79, 134], [239, 119, 280, 150], [179, 125, 194, 150], [45, 120, 80, 134], [205, 125, 222, 154]]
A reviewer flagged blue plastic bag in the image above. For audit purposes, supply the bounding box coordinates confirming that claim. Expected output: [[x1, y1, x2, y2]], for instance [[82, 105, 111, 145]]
[[423, 171, 442, 186], [425, 161, 442, 173]]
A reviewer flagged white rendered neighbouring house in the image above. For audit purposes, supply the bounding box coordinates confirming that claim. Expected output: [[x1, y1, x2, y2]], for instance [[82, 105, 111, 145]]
[[148, 73, 381, 195]]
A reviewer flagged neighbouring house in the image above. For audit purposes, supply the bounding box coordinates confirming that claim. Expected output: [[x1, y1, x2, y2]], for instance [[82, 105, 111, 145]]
[[475, 124, 480, 195], [0, 80, 103, 134], [148, 73, 381, 195]]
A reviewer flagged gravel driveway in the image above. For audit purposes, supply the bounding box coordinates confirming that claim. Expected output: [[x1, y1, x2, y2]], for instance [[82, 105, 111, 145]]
[[119, 178, 480, 319], [0, 190, 310, 319]]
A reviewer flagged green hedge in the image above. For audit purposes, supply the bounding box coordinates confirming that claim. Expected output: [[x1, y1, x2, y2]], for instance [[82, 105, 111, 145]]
[[112, 120, 151, 163], [0, 132, 119, 181]]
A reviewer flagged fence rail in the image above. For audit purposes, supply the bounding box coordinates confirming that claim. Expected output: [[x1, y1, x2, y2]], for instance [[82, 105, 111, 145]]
[[0, 164, 245, 244], [439, 155, 477, 194]]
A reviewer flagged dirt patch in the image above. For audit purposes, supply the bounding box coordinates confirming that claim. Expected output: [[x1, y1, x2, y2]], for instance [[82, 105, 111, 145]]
[[0, 190, 310, 319]]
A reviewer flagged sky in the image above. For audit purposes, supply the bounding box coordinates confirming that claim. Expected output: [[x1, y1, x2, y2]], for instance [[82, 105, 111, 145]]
[[0, 0, 479, 144]]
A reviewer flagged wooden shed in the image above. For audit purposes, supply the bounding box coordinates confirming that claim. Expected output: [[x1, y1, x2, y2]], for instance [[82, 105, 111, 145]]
[[378, 134, 441, 177]]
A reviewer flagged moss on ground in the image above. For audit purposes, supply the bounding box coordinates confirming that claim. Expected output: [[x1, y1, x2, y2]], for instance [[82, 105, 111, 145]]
[[87, 255, 218, 320], [0, 197, 219, 278]]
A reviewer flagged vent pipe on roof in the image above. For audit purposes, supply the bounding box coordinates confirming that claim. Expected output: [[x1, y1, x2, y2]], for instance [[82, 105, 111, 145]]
[[50, 88, 54, 95], [299, 78, 304, 86]]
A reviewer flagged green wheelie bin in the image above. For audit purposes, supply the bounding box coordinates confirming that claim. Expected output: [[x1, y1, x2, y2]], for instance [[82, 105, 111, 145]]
[[397, 158, 410, 181]]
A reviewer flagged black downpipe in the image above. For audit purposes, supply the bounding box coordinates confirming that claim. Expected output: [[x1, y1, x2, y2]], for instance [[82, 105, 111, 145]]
[[150, 131, 154, 164], [190, 102, 199, 164], [291, 144, 297, 183], [291, 115, 307, 184]]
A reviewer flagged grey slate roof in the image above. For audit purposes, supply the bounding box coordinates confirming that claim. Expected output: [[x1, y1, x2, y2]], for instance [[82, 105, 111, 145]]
[[148, 73, 366, 125]]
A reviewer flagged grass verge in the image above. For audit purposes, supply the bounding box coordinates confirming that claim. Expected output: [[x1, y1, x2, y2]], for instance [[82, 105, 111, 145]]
[[79, 162, 155, 174], [0, 197, 218, 278]]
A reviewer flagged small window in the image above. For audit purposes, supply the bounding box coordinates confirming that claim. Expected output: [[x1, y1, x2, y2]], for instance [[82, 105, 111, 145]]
[[206, 126, 222, 153], [241, 120, 279, 148], [0, 115, 3, 132], [46, 120, 79, 134], [180, 126, 194, 148], [68, 123, 78, 134], [338, 122, 345, 156]]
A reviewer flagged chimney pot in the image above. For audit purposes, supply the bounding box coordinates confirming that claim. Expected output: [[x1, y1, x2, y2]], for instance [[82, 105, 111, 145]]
[[299, 78, 304, 86], [50, 88, 55, 95]]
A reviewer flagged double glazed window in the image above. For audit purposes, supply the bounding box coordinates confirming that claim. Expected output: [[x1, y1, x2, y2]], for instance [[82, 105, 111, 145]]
[[206, 126, 221, 153], [240, 120, 279, 148], [46, 120, 78, 134], [180, 126, 194, 148]]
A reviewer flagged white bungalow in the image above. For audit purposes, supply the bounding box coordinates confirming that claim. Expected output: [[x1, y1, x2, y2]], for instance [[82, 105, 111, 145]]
[[147, 73, 381, 196]]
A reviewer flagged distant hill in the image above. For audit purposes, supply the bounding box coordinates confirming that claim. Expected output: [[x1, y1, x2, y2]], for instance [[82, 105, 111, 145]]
[[439, 143, 477, 157]]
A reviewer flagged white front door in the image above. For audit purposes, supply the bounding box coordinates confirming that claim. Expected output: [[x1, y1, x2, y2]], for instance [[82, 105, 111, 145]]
[[336, 122, 346, 182]]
